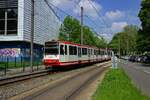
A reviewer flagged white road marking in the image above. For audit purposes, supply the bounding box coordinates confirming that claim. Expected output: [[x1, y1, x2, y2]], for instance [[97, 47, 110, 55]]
[[144, 70, 150, 74]]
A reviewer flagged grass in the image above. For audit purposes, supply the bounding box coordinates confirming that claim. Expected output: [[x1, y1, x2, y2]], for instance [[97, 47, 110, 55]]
[[93, 68, 150, 100]]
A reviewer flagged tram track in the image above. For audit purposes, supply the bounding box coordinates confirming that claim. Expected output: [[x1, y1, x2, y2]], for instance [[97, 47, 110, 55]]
[[15, 61, 111, 100], [65, 65, 107, 100], [0, 61, 110, 99], [0, 61, 110, 86], [0, 70, 49, 86]]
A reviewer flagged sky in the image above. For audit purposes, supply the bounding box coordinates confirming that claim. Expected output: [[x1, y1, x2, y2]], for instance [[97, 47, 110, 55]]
[[50, 0, 141, 41]]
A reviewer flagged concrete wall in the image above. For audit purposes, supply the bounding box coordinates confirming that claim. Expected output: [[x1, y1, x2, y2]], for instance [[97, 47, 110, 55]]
[[23, 0, 61, 45], [0, 0, 61, 45]]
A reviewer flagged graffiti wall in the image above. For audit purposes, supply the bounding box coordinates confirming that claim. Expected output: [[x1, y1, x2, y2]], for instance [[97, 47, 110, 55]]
[[0, 48, 21, 57]]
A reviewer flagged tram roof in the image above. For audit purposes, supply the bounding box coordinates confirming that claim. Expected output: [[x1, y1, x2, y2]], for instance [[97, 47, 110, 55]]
[[45, 40, 111, 50]]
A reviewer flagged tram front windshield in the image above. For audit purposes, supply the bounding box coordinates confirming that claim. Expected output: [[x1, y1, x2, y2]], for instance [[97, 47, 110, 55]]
[[44, 44, 59, 55]]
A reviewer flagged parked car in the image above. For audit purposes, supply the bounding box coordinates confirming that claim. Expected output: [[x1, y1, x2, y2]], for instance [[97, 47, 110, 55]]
[[134, 55, 142, 62], [141, 55, 150, 64], [137, 55, 142, 62], [128, 55, 136, 62]]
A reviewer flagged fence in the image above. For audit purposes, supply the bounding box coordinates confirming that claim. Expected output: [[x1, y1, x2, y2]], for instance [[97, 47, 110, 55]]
[[0, 56, 43, 76]]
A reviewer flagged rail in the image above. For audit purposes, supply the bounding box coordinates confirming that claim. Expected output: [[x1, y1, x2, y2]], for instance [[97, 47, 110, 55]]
[[0, 70, 49, 86], [21, 61, 111, 100]]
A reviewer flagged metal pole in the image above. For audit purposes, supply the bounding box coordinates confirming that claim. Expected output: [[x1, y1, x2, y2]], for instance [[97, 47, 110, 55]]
[[119, 38, 121, 57], [119, 36, 121, 62], [81, 7, 83, 45], [15, 57, 16, 68], [4, 10, 7, 35], [106, 44, 108, 55], [30, 0, 34, 72], [67, 31, 69, 41], [127, 33, 129, 56]]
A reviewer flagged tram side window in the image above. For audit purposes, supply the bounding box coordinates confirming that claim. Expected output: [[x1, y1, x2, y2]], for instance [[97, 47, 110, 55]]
[[102, 51, 104, 55], [100, 50, 102, 55], [69, 46, 77, 55], [91, 49, 92, 55], [74, 46, 77, 55], [78, 47, 81, 57], [82, 48, 87, 55], [101, 51, 103, 55], [60, 45, 64, 55], [96, 50, 98, 56], [95, 50, 97, 55], [88, 49, 90, 55], [102, 51, 104, 56], [94, 50, 96, 55], [69, 46, 73, 55], [65, 45, 67, 55], [99, 50, 101, 55], [94, 50, 98, 55]]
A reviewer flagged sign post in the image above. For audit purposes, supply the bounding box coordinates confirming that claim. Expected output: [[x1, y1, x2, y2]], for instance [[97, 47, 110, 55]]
[[112, 51, 118, 69]]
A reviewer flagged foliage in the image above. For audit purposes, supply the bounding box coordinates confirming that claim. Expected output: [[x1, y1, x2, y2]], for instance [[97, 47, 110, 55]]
[[137, 0, 150, 52], [109, 25, 138, 55], [59, 16, 81, 43], [93, 68, 150, 100], [59, 16, 107, 48], [109, 0, 150, 54]]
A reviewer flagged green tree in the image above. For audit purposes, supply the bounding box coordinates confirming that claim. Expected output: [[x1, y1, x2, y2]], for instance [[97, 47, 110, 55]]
[[59, 16, 81, 43], [109, 25, 138, 55], [123, 25, 138, 54], [137, 0, 150, 52], [109, 32, 122, 54], [94, 36, 107, 48], [83, 26, 97, 46], [59, 16, 108, 48]]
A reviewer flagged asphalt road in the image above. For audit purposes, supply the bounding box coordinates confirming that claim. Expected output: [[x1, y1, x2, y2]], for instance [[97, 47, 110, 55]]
[[119, 60, 150, 96]]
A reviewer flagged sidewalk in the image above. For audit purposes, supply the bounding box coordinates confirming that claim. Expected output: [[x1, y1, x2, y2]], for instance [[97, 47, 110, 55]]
[[119, 60, 150, 96]]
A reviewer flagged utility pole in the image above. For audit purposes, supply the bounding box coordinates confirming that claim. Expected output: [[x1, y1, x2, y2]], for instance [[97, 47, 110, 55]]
[[106, 43, 108, 55], [81, 6, 83, 45], [127, 33, 129, 56], [119, 36, 121, 62], [4, 10, 7, 35], [119, 38, 121, 57], [30, 0, 34, 72]]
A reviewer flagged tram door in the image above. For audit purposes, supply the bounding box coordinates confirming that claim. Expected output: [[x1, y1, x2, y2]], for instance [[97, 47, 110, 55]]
[[60, 44, 66, 62], [78, 47, 81, 57], [78, 47, 81, 61], [65, 45, 68, 62], [88, 49, 90, 61]]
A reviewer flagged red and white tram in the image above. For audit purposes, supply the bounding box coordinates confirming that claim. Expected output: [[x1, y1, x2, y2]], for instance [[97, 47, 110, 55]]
[[43, 41, 111, 69]]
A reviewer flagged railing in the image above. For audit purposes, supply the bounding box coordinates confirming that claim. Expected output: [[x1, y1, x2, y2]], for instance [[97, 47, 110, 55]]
[[0, 56, 43, 76]]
